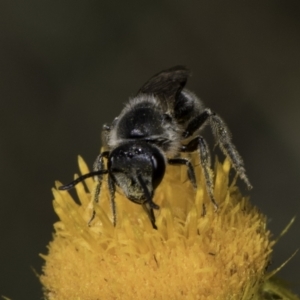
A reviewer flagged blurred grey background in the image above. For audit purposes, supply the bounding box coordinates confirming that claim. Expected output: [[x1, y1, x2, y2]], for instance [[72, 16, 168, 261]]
[[0, 1, 299, 298]]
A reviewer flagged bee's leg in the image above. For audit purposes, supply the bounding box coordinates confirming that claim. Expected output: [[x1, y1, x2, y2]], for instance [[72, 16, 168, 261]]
[[107, 174, 117, 227], [88, 151, 110, 226], [181, 136, 218, 211], [209, 113, 252, 189], [168, 157, 197, 189], [182, 108, 252, 190]]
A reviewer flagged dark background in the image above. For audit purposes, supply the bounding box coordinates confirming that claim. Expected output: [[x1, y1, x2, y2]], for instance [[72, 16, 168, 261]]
[[1, 1, 300, 299]]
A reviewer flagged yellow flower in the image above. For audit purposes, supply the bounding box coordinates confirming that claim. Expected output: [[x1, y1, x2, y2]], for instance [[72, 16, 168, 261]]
[[40, 152, 298, 299]]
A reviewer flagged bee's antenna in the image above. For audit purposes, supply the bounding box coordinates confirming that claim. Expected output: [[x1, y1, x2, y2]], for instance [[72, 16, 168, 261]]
[[58, 170, 108, 190]]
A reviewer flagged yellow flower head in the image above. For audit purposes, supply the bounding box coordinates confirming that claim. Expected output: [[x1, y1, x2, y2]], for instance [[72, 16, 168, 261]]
[[40, 152, 296, 299]]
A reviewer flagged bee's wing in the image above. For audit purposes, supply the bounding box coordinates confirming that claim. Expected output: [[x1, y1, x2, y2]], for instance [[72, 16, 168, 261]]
[[137, 66, 190, 101]]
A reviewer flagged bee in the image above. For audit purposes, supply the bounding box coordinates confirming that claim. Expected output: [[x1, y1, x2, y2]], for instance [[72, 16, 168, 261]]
[[59, 66, 252, 229]]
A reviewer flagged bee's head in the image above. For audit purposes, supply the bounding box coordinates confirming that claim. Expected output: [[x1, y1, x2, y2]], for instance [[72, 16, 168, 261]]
[[108, 141, 166, 203]]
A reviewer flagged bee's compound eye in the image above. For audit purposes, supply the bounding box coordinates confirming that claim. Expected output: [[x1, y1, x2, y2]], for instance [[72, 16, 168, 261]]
[[151, 152, 166, 189]]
